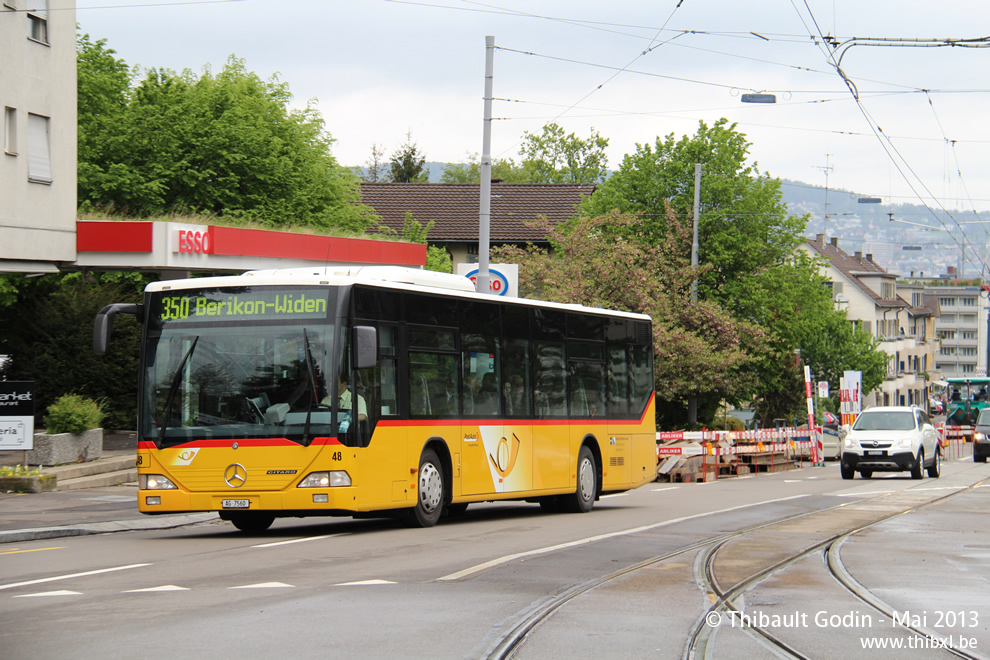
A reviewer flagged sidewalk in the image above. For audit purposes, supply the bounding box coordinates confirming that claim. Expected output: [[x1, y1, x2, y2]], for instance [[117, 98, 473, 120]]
[[0, 433, 216, 544]]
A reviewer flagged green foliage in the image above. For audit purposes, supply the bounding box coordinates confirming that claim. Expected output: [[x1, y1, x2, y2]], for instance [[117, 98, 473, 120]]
[[582, 118, 804, 295], [713, 412, 747, 431], [77, 36, 370, 232], [388, 132, 428, 183], [519, 122, 609, 183], [426, 245, 453, 273], [44, 394, 105, 435], [0, 274, 144, 429], [440, 154, 530, 183]]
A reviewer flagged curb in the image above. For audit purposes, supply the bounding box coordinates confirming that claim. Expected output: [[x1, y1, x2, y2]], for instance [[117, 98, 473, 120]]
[[0, 512, 219, 544]]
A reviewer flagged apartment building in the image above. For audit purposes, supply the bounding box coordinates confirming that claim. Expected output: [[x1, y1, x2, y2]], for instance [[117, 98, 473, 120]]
[[802, 234, 940, 408], [1, 0, 77, 274], [924, 285, 988, 377]]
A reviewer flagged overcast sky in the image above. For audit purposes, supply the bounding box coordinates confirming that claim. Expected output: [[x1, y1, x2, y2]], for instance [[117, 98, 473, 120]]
[[77, 0, 990, 221]]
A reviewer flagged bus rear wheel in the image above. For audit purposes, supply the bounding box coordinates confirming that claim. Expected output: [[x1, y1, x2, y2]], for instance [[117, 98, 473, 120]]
[[228, 513, 275, 533], [407, 448, 444, 528], [564, 446, 597, 513]]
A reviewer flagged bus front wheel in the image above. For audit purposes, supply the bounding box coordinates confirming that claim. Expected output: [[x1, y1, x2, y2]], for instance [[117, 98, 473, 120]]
[[408, 448, 444, 528], [227, 513, 275, 533], [564, 446, 597, 513]]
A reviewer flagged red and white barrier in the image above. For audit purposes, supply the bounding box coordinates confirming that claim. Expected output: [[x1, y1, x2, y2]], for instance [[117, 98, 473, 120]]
[[656, 427, 818, 482]]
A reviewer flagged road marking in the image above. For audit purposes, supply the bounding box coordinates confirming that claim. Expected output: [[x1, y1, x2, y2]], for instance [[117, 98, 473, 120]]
[[0, 563, 150, 591], [437, 494, 809, 581], [651, 487, 678, 492], [252, 533, 344, 548], [334, 579, 396, 586], [0, 547, 65, 556], [123, 585, 189, 593], [13, 590, 82, 598], [229, 582, 294, 589], [601, 492, 628, 498], [911, 486, 967, 492]]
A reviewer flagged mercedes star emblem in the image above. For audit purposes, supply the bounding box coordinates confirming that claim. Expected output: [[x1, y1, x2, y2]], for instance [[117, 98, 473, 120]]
[[224, 463, 247, 488]]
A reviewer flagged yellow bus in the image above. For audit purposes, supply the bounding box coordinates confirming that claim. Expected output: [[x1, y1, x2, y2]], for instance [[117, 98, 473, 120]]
[[94, 267, 657, 532]]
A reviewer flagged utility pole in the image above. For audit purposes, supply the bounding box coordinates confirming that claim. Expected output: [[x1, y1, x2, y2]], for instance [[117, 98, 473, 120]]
[[477, 35, 495, 295], [689, 163, 702, 424]]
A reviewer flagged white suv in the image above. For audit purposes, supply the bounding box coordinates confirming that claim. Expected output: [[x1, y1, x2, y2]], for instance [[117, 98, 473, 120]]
[[840, 406, 940, 480]]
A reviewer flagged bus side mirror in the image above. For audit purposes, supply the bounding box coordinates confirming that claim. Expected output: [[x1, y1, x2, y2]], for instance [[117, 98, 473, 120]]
[[353, 325, 377, 370], [93, 303, 143, 355]]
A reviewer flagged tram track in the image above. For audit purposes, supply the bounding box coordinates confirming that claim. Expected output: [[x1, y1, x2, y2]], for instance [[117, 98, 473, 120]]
[[482, 475, 988, 660]]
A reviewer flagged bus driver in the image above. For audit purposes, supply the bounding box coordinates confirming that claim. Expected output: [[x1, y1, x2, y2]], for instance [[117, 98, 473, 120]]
[[324, 374, 367, 422]]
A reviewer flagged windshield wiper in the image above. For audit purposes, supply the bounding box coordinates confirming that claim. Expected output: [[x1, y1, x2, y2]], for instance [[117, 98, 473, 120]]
[[300, 328, 319, 446], [158, 336, 200, 445]]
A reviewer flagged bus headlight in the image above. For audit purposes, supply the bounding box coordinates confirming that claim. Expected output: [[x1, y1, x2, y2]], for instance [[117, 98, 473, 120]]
[[140, 474, 177, 490], [298, 471, 351, 488]]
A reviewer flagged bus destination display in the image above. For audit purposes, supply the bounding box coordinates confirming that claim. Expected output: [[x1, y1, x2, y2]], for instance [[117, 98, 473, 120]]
[[157, 289, 329, 324]]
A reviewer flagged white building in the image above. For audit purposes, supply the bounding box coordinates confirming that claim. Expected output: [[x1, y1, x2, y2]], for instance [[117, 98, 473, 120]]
[[924, 284, 989, 378], [802, 235, 939, 408], [1, 0, 77, 274]]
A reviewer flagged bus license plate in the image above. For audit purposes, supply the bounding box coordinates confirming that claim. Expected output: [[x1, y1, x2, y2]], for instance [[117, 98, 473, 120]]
[[222, 499, 250, 509]]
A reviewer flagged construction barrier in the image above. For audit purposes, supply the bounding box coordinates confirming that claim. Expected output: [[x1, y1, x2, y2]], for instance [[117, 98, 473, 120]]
[[656, 427, 818, 483], [939, 424, 972, 461]]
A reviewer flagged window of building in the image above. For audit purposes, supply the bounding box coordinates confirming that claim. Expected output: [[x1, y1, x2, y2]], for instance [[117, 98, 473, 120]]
[[960, 347, 978, 356], [941, 346, 956, 356], [881, 281, 895, 299], [912, 293, 924, 307], [27, 113, 52, 183], [962, 364, 976, 374], [961, 297, 977, 307], [962, 314, 977, 323], [4, 107, 16, 155], [941, 314, 956, 324], [962, 331, 978, 340], [939, 297, 957, 307], [938, 330, 956, 340], [27, 0, 47, 43]]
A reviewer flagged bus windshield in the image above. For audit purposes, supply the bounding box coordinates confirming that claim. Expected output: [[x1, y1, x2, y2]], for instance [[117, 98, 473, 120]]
[[142, 286, 336, 447]]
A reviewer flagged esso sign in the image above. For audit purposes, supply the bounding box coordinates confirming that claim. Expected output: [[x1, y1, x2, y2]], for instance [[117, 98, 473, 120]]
[[465, 268, 509, 296], [175, 229, 212, 255]]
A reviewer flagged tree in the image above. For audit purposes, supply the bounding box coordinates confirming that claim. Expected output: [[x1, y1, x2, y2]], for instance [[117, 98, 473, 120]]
[[77, 38, 370, 232], [0, 273, 147, 429], [363, 142, 388, 182], [581, 118, 805, 296], [518, 122, 609, 183], [440, 153, 530, 183], [388, 131, 428, 183], [491, 210, 761, 428]]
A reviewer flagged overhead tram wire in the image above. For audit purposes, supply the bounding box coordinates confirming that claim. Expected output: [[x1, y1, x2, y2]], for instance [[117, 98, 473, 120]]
[[793, 0, 990, 278]]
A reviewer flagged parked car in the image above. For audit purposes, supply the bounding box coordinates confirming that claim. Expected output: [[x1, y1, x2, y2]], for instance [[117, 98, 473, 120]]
[[972, 408, 990, 463], [840, 406, 940, 479]]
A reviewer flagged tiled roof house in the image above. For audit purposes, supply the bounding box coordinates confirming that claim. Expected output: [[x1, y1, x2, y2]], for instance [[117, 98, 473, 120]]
[[802, 234, 939, 408], [360, 182, 594, 266]]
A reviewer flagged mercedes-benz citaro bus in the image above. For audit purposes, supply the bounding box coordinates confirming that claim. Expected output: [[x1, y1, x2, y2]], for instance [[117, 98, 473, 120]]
[[93, 267, 657, 533]]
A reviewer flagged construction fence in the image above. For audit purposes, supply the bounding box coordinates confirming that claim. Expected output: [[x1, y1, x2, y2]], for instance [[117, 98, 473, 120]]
[[657, 423, 972, 483]]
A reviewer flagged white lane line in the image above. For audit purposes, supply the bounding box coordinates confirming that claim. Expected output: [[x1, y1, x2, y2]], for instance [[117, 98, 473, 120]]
[[0, 563, 151, 592], [334, 579, 396, 586], [229, 582, 294, 589], [123, 585, 190, 593], [601, 492, 628, 499], [437, 494, 809, 581], [252, 533, 344, 548], [651, 487, 678, 492], [13, 590, 82, 598]]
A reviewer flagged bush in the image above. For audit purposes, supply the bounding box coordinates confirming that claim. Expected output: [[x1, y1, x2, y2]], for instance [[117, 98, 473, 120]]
[[44, 394, 104, 435], [714, 413, 747, 431]]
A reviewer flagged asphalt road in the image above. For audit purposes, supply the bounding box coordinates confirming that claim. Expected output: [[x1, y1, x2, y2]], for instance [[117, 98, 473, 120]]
[[1, 449, 987, 660]]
